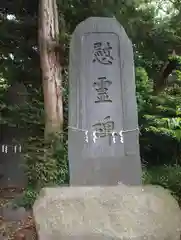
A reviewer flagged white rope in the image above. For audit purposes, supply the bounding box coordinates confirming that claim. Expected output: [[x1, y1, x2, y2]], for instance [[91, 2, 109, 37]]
[[68, 126, 139, 133], [68, 126, 140, 143], [1, 144, 22, 153]]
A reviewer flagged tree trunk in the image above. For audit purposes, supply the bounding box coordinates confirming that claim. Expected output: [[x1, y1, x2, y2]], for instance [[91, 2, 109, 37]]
[[38, 0, 63, 139], [154, 50, 179, 95]]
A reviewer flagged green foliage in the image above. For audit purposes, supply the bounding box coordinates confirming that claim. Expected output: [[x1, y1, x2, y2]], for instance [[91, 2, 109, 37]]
[[14, 132, 68, 209], [143, 165, 181, 200], [135, 67, 153, 114], [23, 133, 68, 190], [13, 187, 38, 210]]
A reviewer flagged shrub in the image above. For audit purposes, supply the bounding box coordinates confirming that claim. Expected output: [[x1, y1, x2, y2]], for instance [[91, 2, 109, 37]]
[[143, 164, 181, 201], [15, 132, 69, 209]]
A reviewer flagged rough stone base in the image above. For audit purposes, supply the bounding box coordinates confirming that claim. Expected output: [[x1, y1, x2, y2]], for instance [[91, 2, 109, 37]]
[[33, 184, 181, 240]]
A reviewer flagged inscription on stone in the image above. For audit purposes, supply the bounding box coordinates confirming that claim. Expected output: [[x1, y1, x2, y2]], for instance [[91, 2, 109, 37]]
[[93, 77, 112, 103], [92, 116, 114, 145], [92, 41, 114, 65]]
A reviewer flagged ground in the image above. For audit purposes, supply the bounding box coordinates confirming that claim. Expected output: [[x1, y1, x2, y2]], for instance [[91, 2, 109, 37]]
[[0, 187, 37, 240]]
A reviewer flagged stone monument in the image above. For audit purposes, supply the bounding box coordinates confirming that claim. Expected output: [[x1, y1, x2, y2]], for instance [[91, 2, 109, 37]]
[[68, 17, 142, 185], [0, 82, 28, 188]]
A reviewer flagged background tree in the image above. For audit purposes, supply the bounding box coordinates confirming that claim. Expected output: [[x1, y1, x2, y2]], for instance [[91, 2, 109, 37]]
[[38, 0, 64, 139]]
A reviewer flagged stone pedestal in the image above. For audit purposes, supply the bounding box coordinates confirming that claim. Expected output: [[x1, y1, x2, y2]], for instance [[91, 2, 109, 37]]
[[33, 185, 181, 240]]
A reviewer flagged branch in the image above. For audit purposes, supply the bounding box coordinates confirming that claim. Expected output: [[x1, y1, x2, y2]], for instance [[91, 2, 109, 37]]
[[153, 50, 180, 94]]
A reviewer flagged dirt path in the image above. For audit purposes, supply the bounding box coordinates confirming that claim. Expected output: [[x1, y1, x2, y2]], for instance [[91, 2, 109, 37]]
[[0, 187, 37, 240]]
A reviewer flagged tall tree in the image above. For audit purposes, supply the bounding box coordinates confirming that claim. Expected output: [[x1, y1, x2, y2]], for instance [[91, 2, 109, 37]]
[[38, 0, 63, 139]]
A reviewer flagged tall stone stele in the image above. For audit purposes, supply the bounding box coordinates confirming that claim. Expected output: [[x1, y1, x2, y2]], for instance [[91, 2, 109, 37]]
[[68, 17, 142, 185]]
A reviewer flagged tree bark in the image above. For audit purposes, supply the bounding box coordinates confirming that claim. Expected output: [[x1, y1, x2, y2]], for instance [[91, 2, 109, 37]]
[[154, 50, 179, 94], [38, 0, 63, 139]]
